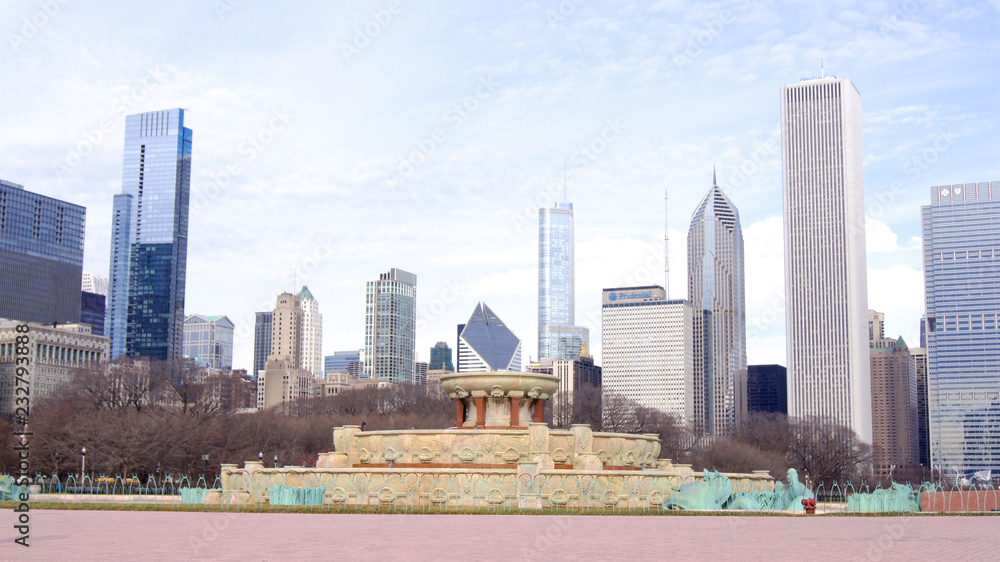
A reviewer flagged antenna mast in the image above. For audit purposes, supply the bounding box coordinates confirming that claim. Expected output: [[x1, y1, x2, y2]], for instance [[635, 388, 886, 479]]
[[665, 189, 670, 299]]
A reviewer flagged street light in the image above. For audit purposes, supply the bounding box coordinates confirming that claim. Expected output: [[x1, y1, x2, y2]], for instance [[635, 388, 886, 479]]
[[81, 447, 87, 481], [259, 451, 263, 465], [201, 454, 210, 477], [274, 454, 278, 468]]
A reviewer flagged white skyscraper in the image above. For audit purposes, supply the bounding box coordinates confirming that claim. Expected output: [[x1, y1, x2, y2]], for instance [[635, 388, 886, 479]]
[[781, 76, 871, 443], [601, 286, 693, 422], [297, 286, 323, 380]]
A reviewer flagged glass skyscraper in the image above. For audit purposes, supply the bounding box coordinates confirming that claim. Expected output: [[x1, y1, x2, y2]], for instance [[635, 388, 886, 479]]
[[687, 175, 747, 436], [364, 268, 417, 383], [106, 109, 192, 360], [538, 202, 588, 360], [922, 181, 1000, 475], [457, 303, 522, 372], [182, 314, 234, 371], [0, 179, 85, 324]]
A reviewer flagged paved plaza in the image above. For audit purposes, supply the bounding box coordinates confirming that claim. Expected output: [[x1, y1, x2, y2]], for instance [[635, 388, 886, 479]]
[[3, 511, 996, 561]]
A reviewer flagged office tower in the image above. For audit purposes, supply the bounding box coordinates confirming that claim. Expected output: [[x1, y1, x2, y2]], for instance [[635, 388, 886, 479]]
[[868, 310, 919, 475], [258, 293, 311, 410], [781, 77, 871, 443], [687, 173, 747, 435], [538, 201, 589, 360], [601, 286, 693, 421], [528, 352, 602, 427], [910, 343, 930, 467], [253, 311, 272, 382], [80, 291, 106, 336], [429, 341, 454, 371], [106, 108, 193, 361], [325, 349, 362, 376], [297, 286, 323, 379], [0, 179, 85, 324], [363, 268, 417, 383], [747, 365, 787, 415], [82, 272, 109, 296], [182, 314, 235, 372], [0, 320, 108, 416], [457, 302, 522, 372], [922, 181, 1000, 475], [415, 361, 428, 385]]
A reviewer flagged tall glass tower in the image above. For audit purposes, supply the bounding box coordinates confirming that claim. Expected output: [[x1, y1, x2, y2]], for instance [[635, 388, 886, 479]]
[[922, 182, 1000, 475], [687, 173, 747, 436], [363, 268, 417, 383], [781, 77, 871, 444], [538, 202, 588, 360], [106, 108, 192, 360]]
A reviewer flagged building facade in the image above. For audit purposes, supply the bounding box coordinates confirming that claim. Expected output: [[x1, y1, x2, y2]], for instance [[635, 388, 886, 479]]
[[429, 341, 454, 371], [922, 181, 1000, 475], [781, 77, 872, 444], [364, 268, 417, 383], [0, 321, 108, 416], [297, 286, 323, 379], [415, 361, 428, 385], [106, 108, 193, 361], [747, 364, 787, 415], [82, 271, 109, 296], [457, 303, 522, 372], [0, 179, 85, 325], [869, 310, 919, 475], [253, 311, 272, 382], [910, 343, 930, 467], [257, 293, 309, 410], [80, 291, 106, 337], [538, 202, 589, 360], [601, 286, 693, 422], [687, 175, 747, 435], [529, 354, 602, 427], [325, 349, 362, 377], [182, 314, 235, 372]]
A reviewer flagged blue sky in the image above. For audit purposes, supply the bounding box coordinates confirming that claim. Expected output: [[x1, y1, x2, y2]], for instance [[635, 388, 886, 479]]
[[2, 0, 998, 371]]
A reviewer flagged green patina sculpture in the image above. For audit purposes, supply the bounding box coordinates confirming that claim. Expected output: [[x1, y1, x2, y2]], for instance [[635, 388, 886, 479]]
[[662, 469, 734, 510], [729, 468, 815, 511], [0, 474, 28, 502], [847, 482, 920, 513]]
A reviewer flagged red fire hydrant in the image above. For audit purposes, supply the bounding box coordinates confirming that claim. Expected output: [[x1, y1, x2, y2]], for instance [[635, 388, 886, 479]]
[[802, 498, 817, 514]]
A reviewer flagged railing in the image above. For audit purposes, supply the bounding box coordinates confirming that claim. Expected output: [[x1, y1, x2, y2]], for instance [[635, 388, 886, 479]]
[[4, 473, 998, 515]]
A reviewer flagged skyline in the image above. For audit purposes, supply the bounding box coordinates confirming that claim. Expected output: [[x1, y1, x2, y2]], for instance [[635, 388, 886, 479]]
[[3, 1, 999, 371]]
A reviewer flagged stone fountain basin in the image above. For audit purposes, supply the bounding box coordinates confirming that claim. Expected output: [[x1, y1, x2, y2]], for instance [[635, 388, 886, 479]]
[[439, 371, 559, 398]]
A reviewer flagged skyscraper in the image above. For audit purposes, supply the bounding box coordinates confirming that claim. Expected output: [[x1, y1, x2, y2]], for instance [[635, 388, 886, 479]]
[[868, 310, 919, 475], [687, 173, 747, 435], [538, 202, 589, 360], [922, 181, 1000, 475], [429, 341, 454, 371], [457, 302, 522, 372], [781, 77, 871, 443], [297, 286, 323, 379], [364, 268, 417, 383], [0, 179, 85, 325], [253, 311, 272, 382], [747, 365, 787, 415], [182, 314, 235, 372], [601, 286, 693, 421], [106, 108, 193, 361], [258, 292, 311, 410]]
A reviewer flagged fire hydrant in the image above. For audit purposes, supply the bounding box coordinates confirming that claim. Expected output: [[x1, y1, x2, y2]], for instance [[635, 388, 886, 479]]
[[802, 498, 817, 514]]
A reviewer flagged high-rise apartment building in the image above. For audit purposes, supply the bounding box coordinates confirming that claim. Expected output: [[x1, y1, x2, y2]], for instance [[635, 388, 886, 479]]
[[922, 181, 1000, 475], [182, 314, 235, 372], [538, 202, 589, 360], [297, 286, 323, 379], [106, 108, 193, 361], [781, 77, 871, 443], [415, 361, 428, 385], [747, 364, 787, 415], [364, 268, 417, 383], [253, 311, 272, 382], [257, 292, 311, 410], [457, 303, 522, 372], [687, 174, 747, 435], [601, 286, 693, 421], [429, 341, 454, 371], [868, 310, 919, 475], [0, 179, 85, 325]]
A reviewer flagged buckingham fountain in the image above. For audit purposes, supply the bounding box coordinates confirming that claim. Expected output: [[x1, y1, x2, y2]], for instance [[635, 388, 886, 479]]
[[219, 371, 775, 509]]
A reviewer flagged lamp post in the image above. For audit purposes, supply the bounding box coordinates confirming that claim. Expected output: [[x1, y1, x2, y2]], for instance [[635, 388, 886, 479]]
[[81, 447, 87, 481], [274, 454, 278, 469], [201, 454, 210, 478], [258, 451, 263, 464]]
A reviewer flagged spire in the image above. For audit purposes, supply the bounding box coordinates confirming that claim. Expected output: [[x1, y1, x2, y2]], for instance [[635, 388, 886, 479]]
[[712, 165, 717, 187]]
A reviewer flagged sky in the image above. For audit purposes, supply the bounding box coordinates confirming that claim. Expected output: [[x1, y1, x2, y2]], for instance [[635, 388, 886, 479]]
[[2, 0, 998, 372]]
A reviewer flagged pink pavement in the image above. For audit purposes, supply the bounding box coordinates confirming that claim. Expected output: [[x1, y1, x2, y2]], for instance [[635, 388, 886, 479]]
[[3, 511, 996, 561]]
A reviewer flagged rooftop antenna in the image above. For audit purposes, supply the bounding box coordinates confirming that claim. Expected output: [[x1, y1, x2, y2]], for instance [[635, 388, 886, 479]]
[[292, 267, 297, 295], [820, 59, 825, 78], [665, 188, 670, 299], [563, 159, 568, 204]]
